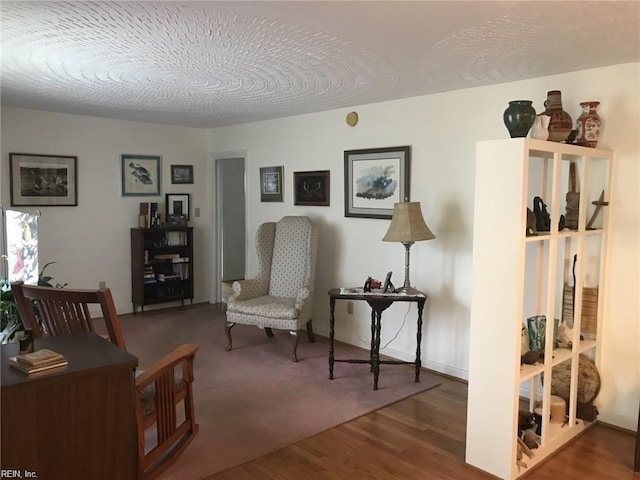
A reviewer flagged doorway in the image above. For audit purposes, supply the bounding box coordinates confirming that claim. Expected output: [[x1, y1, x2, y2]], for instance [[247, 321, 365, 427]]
[[216, 157, 246, 302]]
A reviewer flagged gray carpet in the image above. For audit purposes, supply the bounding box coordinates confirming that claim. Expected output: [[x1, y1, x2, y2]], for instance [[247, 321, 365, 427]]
[[117, 303, 440, 480]]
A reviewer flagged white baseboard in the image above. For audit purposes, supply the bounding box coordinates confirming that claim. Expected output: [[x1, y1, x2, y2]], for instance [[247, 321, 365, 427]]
[[379, 345, 469, 381]]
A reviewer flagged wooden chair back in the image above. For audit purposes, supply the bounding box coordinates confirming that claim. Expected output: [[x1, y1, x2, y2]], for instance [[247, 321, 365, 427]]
[[11, 281, 126, 349]]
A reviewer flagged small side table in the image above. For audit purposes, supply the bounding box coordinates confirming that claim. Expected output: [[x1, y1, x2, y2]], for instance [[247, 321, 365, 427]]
[[328, 288, 427, 390]]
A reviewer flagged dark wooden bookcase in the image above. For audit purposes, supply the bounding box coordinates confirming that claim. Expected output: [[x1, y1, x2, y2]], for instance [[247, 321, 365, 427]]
[[130, 226, 193, 313]]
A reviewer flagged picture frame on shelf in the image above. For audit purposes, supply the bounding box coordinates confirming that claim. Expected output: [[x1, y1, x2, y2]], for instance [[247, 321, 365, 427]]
[[294, 170, 330, 206], [9, 153, 78, 206], [170, 164, 194, 184], [260, 166, 284, 202], [166, 193, 190, 221], [344, 146, 410, 219], [121, 154, 161, 196]]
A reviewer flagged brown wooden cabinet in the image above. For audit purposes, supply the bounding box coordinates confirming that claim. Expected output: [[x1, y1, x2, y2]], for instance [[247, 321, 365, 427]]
[[131, 226, 194, 313], [1, 333, 138, 480]]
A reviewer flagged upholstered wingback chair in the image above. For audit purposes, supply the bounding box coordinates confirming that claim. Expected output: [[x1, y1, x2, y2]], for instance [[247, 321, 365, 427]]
[[225, 216, 319, 361]]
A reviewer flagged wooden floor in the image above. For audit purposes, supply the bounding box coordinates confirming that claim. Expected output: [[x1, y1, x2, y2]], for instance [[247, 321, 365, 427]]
[[207, 373, 638, 480]]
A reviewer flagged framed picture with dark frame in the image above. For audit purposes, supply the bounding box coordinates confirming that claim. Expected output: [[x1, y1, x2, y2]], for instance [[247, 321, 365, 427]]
[[294, 170, 330, 206], [260, 166, 284, 202], [121, 154, 161, 196], [170, 164, 193, 184], [166, 193, 190, 221], [9, 153, 78, 206], [344, 146, 410, 219]]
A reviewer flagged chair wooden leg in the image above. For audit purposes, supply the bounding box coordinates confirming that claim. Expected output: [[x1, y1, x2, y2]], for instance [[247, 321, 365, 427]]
[[290, 330, 300, 362], [306, 320, 315, 343], [225, 322, 235, 351], [265, 327, 274, 337]]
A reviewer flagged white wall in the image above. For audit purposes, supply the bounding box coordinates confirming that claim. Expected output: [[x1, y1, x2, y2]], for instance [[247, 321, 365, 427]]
[[209, 63, 639, 429], [0, 108, 211, 313], [1, 63, 637, 430]]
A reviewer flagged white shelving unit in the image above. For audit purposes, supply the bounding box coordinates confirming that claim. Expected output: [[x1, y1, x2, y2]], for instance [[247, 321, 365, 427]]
[[466, 138, 612, 479]]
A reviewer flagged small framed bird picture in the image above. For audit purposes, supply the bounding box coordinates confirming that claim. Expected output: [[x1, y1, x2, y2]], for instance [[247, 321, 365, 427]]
[[121, 154, 161, 196]]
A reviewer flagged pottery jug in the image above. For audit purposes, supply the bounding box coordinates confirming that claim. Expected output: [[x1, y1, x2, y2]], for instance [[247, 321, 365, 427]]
[[528, 114, 550, 140], [542, 90, 573, 142], [575, 101, 602, 148], [503, 100, 536, 138]]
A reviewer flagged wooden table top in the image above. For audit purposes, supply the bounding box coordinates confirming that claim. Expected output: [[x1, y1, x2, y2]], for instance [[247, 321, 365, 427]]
[[328, 287, 427, 302], [1, 332, 138, 387]]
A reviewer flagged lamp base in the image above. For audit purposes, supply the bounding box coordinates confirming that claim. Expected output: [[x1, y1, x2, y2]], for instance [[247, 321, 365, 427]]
[[394, 285, 424, 296]]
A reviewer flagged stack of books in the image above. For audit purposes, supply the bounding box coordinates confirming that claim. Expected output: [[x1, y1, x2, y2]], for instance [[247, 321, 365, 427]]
[[9, 348, 69, 374], [144, 266, 156, 284]]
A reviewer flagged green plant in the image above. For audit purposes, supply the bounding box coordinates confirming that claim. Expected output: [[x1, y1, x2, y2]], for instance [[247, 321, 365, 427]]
[[0, 262, 67, 343], [0, 279, 19, 343], [38, 261, 68, 288]]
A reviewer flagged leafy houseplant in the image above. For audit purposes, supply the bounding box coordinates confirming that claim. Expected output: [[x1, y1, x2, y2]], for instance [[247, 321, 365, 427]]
[[0, 262, 67, 344]]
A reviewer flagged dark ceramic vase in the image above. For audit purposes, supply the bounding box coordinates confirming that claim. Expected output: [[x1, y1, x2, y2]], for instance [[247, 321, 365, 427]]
[[503, 100, 536, 138]]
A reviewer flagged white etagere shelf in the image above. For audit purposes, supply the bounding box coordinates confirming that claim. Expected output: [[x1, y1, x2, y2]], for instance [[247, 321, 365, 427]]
[[466, 138, 612, 480]]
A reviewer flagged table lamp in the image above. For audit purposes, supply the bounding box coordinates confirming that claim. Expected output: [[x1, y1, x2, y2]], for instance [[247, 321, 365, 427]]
[[382, 202, 435, 295]]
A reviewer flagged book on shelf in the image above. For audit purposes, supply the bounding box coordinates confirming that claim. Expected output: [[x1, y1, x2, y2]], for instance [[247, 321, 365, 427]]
[[166, 231, 187, 246], [155, 253, 180, 260], [171, 257, 189, 263], [150, 202, 159, 226], [157, 272, 182, 282], [139, 202, 150, 228], [139, 202, 160, 228], [174, 263, 189, 279], [16, 348, 66, 366]]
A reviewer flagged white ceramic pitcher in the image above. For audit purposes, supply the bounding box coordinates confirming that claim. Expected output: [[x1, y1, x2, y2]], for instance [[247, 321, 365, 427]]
[[528, 114, 550, 140]]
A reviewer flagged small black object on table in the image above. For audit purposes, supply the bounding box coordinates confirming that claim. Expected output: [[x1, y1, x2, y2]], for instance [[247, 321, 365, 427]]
[[328, 288, 427, 390]]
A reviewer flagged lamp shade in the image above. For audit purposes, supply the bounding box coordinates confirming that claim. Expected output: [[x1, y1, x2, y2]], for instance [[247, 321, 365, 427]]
[[382, 202, 435, 242]]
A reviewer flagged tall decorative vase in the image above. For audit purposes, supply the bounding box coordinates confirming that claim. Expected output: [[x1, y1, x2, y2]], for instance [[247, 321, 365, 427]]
[[542, 90, 573, 142], [575, 101, 602, 148], [503, 100, 536, 138]]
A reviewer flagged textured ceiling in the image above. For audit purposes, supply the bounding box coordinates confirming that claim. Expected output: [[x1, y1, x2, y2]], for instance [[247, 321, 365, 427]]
[[1, 1, 639, 128]]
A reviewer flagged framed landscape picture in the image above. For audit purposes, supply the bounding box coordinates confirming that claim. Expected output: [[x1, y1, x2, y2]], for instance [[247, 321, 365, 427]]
[[260, 166, 284, 202], [170, 164, 193, 184], [294, 170, 330, 206], [10, 153, 78, 206], [344, 146, 410, 219], [121, 154, 161, 196]]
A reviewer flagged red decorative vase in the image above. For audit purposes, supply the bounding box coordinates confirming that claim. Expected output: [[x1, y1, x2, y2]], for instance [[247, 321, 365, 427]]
[[575, 101, 602, 148], [542, 90, 573, 142]]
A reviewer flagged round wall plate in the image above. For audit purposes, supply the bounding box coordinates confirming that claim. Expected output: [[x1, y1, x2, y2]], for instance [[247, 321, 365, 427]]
[[346, 111, 359, 126]]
